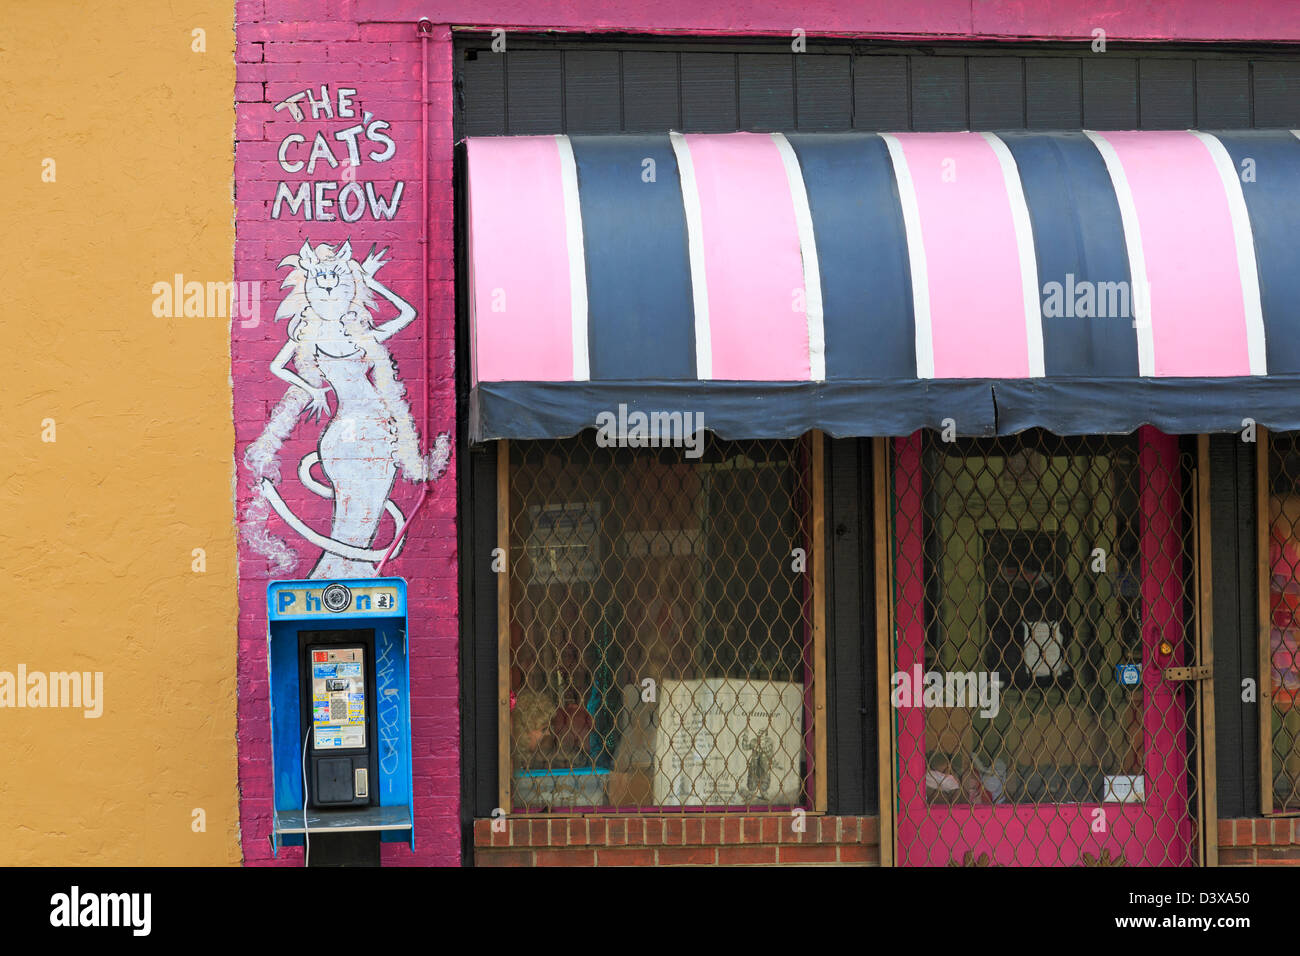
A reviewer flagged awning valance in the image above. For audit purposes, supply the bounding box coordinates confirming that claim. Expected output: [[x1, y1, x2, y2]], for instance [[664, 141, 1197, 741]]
[[466, 129, 1300, 440]]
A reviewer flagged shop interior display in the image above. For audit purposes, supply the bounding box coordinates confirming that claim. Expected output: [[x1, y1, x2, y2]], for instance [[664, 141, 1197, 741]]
[[506, 441, 809, 810]]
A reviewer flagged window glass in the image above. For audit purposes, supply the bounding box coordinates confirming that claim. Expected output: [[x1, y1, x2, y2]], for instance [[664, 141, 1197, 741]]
[[919, 432, 1147, 806], [506, 435, 814, 811]]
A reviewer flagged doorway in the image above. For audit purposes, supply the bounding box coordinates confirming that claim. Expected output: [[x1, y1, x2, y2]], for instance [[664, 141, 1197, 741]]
[[890, 427, 1200, 866]]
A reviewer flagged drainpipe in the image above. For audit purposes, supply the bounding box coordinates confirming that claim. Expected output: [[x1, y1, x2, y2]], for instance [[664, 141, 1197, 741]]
[[377, 17, 433, 576]]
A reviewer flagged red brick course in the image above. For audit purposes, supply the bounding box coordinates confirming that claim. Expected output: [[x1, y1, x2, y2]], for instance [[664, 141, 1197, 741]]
[[1217, 817, 1300, 865], [474, 815, 881, 866]]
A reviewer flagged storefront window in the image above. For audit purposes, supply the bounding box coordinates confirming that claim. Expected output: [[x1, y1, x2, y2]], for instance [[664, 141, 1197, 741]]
[[1266, 433, 1300, 813], [503, 435, 816, 812]]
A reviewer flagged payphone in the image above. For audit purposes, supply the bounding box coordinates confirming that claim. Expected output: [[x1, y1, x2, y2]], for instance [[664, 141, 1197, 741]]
[[266, 578, 414, 859], [300, 631, 378, 807]]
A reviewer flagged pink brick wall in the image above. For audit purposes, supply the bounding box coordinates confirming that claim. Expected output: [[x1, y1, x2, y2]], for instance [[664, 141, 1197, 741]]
[[234, 0, 1300, 869], [234, 3, 458, 866], [355, 0, 1300, 43]]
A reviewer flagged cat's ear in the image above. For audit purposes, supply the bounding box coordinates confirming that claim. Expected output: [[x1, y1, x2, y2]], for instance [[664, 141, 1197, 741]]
[[299, 239, 318, 267], [335, 239, 353, 263]]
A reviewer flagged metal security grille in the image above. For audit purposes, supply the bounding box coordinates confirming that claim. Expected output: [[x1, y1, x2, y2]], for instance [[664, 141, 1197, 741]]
[[889, 428, 1202, 866], [502, 434, 817, 812], [1265, 432, 1300, 813]]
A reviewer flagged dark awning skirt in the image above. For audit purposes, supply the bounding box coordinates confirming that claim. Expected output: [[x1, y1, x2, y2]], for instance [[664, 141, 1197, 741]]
[[466, 130, 1300, 440]]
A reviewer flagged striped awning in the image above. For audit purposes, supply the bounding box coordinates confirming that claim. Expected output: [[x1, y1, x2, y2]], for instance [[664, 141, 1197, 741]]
[[466, 129, 1300, 440]]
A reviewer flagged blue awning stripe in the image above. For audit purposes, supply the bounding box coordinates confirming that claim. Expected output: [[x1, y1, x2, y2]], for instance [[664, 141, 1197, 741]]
[[785, 132, 918, 380]]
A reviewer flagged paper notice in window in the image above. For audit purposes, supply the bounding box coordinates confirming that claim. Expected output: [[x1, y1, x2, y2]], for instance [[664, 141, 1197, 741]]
[[653, 679, 803, 806]]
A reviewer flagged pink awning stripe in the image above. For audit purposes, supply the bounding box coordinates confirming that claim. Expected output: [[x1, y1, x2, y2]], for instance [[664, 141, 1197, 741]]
[[683, 132, 810, 381], [466, 135, 575, 384], [889, 132, 1034, 379], [1092, 131, 1253, 378]]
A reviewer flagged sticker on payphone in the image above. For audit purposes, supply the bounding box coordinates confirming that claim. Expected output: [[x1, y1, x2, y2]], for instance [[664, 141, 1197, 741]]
[[311, 647, 366, 750]]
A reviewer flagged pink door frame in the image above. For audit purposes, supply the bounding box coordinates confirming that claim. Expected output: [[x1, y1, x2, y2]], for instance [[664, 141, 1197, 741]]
[[891, 427, 1195, 866]]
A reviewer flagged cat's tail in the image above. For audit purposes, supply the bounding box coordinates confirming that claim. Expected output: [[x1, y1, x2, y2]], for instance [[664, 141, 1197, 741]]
[[240, 385, 311, 573], [423, 431, 453, 483]]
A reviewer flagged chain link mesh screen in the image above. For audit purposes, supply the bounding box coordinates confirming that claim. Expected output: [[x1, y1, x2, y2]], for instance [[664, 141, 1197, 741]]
[[1266, 431, 1300, 814], [504, 435, 816, 813], [889, 428, 1201, 866]]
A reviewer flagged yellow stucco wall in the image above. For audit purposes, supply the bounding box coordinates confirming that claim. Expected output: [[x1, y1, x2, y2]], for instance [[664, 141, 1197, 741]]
[[0, 2, 240, 864]]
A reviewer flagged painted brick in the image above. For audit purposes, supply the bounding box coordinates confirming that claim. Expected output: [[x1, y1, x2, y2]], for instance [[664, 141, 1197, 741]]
[[837, 844, 880, 864], [718, 845, 778, 865], [235, 7, 459, 867], [567, 818, 590, 846], [528, 819, 551, 847], [1219, 847, 1256, 866], [478, 849, 532, 867], [1253, 853, 1300, 868], [1218, 819, 1234, 847], [292, 1, 1300, 44], [535, 848, 596, 867], [1257, 846, 1300, 863], [234, 0, 1299, 873], [817, 816, 840, 843], [1235, 819, 1253, 846], [778, 844, 840, 864], [779, 815, 806, 842], [597, 847, 655, 866], [657, 846, 717, 866]]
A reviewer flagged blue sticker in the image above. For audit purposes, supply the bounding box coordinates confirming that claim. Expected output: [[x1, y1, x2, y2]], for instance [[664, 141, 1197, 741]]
[[1116, 664, 1141, 686], [313, 663, 337, 678]]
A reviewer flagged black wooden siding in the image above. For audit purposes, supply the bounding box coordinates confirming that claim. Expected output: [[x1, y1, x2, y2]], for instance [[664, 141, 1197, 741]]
[[459, 42, 1300, 135]]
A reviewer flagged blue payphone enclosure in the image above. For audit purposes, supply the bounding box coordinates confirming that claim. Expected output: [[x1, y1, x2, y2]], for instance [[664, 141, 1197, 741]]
[[267, 578, 414, 853]]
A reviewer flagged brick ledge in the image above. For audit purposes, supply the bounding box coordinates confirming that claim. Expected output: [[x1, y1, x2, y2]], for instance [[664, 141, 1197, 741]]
[[473, 814, 879, 849]]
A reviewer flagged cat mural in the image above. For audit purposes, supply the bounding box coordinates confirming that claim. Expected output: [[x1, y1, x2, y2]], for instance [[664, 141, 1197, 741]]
[[242, 239, 450, 579]]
